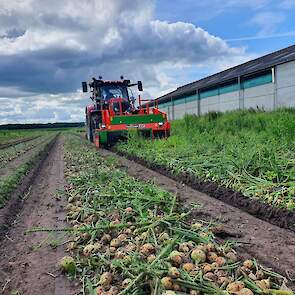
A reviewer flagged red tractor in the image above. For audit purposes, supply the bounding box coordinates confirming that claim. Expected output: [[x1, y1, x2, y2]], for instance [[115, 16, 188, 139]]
[[82, 77, 170, 148]]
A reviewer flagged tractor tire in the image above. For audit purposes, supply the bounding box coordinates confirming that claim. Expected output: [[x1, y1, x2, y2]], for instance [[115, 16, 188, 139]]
[[87, 124, 94, 142], [86, 114, 96, 143]]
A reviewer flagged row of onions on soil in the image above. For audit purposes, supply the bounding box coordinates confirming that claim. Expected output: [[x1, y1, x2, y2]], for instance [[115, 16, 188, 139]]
[[0, 135, 47, 169], [115, 110, 295, 210], [0, 134, 57, 208], [54, 135, 293, 295], [0, 129, 42, 145]]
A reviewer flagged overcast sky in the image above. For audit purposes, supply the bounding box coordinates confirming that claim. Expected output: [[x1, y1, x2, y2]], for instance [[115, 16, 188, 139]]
[[0, 0, 294, 124]]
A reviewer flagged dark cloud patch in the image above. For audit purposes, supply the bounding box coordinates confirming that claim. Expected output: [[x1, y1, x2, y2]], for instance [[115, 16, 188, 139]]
[[0, 28, 26, 39], [0, 48, 91, 93], [40, 13, 89, 31], [0, 0, 248, 124]]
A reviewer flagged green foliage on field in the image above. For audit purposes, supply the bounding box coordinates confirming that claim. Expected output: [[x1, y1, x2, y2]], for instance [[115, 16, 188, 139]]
[[0, 129, 58, 145], [117, 108, 295, 209], [0, 129, 39, 144], [0, 127, 83, 145]]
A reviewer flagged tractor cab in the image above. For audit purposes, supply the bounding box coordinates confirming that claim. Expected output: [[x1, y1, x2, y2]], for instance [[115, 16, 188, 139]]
[[98, 82, 132, 114], [82, 77, 170, 147], [82, 78, 142, 115]]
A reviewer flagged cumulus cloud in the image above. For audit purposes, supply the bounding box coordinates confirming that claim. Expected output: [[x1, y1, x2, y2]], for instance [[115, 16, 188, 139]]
[[0, 0, 248, 124]]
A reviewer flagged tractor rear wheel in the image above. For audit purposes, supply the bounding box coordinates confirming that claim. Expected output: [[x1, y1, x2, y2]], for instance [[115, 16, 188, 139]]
[[86, 118, 94, 142]]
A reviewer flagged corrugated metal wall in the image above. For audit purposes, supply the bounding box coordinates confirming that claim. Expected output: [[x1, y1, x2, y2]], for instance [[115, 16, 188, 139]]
[[277, 60, 295, 108], [158, 61, 295, 120]]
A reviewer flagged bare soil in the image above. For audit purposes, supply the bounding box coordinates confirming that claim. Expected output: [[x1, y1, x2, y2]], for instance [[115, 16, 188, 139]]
[[100, 148, 295, 288], [0, 136, 79, 295]]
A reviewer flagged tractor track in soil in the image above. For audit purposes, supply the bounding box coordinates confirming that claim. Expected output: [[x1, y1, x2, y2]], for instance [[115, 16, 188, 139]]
[[0, 135, 79, 295], [0, 136, 41, 150], [99, 148, 295, 288]]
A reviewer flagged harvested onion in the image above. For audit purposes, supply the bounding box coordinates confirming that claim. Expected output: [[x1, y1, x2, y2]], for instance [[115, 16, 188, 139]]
[[168, 267, 180, 278], [191, 249, 206, 263], [59, 256, 76, 275], [161, 276, 173, 289]]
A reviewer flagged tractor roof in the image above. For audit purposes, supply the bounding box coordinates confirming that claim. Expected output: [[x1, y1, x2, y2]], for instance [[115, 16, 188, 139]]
[[89, 79, 130, 88]]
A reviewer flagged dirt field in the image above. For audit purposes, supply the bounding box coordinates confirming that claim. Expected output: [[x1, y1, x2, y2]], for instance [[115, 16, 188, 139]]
[[0, 135, 294, 294], [0, 136, 78, 295]]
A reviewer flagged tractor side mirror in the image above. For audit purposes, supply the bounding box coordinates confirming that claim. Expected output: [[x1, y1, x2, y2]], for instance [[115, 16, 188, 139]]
[[82, 82, 88, 92], [138, 81, 143, 91]]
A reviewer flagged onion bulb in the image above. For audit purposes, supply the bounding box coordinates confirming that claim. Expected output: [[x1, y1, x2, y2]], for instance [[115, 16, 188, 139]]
[[243, 260, 254, 269], [169, 251, 183, 266], [140, 243, 155, 256], [182, 262, 195, 272], [168, 267, 180, 278], [83, 244, 95, 256], [178, 242, 190, 253], [59, 256, 76, 275], [227, 281, 245, 293], [99, 272, 113, 287], [191, 249, 206, 263], [161, 276, 174, 289]]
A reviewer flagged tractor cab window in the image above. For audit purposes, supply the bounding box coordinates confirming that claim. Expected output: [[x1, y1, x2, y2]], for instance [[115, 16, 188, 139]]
[[100, 85, 128, 101]]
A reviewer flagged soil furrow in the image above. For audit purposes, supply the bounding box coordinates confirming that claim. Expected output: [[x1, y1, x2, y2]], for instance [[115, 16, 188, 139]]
[[114, 150, 295, 232], [99, 148, 295, 287], [0, 135, 58, 238], [0, 136, 78, 295], [0, 136, 40, 150], [0, 136, 51, 180]]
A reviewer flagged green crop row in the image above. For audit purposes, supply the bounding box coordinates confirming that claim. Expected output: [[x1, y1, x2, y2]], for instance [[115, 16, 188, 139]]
[[0, 136, 51, 169], [0, 129, 45, 145], [117, 109, 295, 210], [51, 134, 292, 295]]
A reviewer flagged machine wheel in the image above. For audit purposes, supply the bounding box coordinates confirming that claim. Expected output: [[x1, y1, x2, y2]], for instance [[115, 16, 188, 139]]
[[86, 116, 94, 142], [87, 126, 93, 142]]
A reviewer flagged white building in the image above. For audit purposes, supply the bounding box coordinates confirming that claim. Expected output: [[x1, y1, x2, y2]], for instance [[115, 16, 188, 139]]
[[156, 45, 295, 120]]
